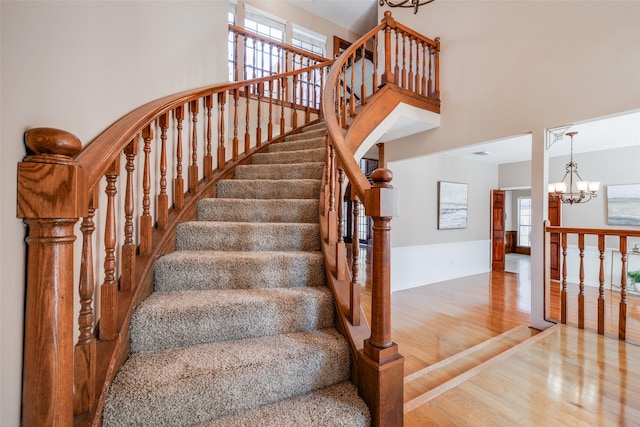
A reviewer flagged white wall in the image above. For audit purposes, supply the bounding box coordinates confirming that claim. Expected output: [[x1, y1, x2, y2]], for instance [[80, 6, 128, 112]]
[[388, 153, 498, 290], [1, 2, 228, 425], [379, 1, 640, 328]]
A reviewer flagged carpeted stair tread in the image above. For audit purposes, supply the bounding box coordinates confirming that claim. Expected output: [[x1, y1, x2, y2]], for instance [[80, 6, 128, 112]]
[[176, 222, 320, 251], [234, 162, 324, 180], [251, 147, 325, 165], [198, 381, 370, 427], [103, 329, 351, 426], [154, 250, 326, 292], [268, 136, 326, 153], [295, 121, 327, 133], [130, 287, 335, 352], [197, 198, 319, 223], [283, 127, 326, 141], [216, 179, 321, 199]]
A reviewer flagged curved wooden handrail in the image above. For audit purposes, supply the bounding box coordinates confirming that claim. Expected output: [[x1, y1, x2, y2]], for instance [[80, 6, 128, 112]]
[[78, 61, 332, 189]]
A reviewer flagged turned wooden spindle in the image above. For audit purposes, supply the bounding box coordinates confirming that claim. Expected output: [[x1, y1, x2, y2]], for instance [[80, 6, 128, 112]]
[[233, 31, 239, 82], [305, 69, 312, 123], [157, 112, 170, 229], [256, 82, 262, 147], [19, 127, 85, 426], [268, 80, 274, 140], [427, 44, 433, 97], [598, 234, 606, 335], [620, 236, 628, 340], [188, 99, 199, 193], [361, 45, 367, 105], [578, 233, 585, 329], [280, 77, 286, 135], [401, 32, 407, 88], [205, 94, 214, 179], [100, 159, 119, 341], [139, 125, 153, 256], [245, 85, 251, 154], [561, 233, 568, 324], [408, 36, 414, 92], [394, 31, 400, 85], [74, 191, 97, 415], [434, 37, 440, 97], [319, 70, 325, 118], [292, 74, 299, 128], [342, 67, 348, 127], [351, 196, 361, 326], [350, 52, 356, 117], [174, 105, 185, 209], [373, 34, 379, 93], [232, 88, 239, 161], [121, 138, 137, 290], [336, 167, 346, 280], [217, 92, 226, 170], [421, 42, 427, 96]]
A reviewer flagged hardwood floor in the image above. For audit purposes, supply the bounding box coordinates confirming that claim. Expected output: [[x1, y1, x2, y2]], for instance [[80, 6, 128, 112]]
[[351, 245, 640, 426]]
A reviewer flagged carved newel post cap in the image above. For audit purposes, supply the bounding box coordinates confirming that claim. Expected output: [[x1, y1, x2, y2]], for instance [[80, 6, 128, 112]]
[[371, 168, 393, 188], [24, 127, 82, 158]]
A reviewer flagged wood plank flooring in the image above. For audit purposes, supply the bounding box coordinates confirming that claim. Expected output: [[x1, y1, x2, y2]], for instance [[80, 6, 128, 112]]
[[351, 247, 640, 425]]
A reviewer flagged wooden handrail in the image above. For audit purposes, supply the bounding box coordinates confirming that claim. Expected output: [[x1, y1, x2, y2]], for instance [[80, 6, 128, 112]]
[[544, 224, 640, 340], [18, 56, 330, 425], [321, 11, 440, 427]]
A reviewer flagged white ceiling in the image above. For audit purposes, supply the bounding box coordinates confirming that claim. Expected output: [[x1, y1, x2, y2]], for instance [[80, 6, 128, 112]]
[[440, 110, 640, 165], [286, 0, 378, 36]]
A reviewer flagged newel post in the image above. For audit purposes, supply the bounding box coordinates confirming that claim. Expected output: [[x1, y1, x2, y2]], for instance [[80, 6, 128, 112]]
[[17, 128, 87, 427], [359, 168, 404, 427], [381, 11, 395, 86]]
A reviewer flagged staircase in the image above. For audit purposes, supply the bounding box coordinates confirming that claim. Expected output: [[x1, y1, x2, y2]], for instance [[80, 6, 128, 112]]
[[102, 122, 370, 426]]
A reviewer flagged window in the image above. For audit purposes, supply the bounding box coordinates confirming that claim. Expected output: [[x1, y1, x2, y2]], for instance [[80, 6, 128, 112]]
[[228, 2, 237, 81], [243, 5, 285, 81], [292, 24, 326, 108], [518, 197, 531, 247]]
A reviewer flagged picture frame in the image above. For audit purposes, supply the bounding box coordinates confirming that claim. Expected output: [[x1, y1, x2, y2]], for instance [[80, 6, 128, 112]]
[[607, 183, 640, 226], [438, 181, 468, 230]]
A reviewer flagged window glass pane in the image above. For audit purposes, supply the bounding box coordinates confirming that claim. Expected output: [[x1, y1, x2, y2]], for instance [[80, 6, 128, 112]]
[[517, 197, 532, 248]]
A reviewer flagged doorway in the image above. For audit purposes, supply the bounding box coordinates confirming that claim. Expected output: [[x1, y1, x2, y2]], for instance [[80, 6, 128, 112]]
[[492, 189, 532, 275]]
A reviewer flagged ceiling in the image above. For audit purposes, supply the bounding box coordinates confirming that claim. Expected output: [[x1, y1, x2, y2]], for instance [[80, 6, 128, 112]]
[[440, 110, 640, 165], [286, 0, 378, 36]]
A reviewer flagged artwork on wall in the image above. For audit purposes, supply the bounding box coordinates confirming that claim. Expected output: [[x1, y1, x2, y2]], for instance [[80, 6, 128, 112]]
[[438, 181, 468, 229], [607, 184, 640, 226]]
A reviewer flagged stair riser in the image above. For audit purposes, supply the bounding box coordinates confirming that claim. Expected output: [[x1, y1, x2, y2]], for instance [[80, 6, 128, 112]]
[[176, 223, 320, 252], [197, 199, 319, 223], [234, 163, 323, 180], [251, 148, 325, 165], [284, 128, 326, 141], [216, 179, 321, 199], [130, 288, 335, 352], [267, 138, 325, 153]]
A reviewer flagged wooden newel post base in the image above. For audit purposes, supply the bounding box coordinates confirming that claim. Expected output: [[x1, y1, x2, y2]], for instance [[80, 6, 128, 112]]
[[18, 128, 86, 427], [359, 168, 404, 426]]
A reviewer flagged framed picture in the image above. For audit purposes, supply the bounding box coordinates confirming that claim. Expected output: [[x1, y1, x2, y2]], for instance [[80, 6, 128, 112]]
[[438, 181, 468, 229], [607, 184, 640, 226]]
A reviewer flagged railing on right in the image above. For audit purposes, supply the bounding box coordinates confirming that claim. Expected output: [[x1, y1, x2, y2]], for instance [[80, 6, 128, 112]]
[[322, 11, 440, 427], [544, 222, 640, 341]]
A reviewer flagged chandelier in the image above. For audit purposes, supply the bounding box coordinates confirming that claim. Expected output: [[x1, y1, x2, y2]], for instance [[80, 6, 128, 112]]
[[379, 0, 435, 14], [548, 131, 600, 205]]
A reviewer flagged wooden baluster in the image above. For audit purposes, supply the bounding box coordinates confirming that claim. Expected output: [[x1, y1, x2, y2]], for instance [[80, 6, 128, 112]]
[[139, 126, 153, 256], [268, 81, 274, 140], [292, 74, 298, 128], [256, 82, 262, 146], [401, 32, 407, 88], [361, 45, 367, 105], [188, 99, 199, 193], [100, 159, 119, 341], [342, 66, 348, 127], [280, 77, 286, 135], [427, 44, 433, 97], [434, 37, 440, 97], [299, 66, 305, 121], [121, 138, 136, 291], [19, 128, 84, 426], [415, 40, 421, 94], [174, 105, 185, 209], [306, 68, 312, 123], [598, 234, 605, 335], [74, 190, 97, 415], [408, 36, 414, 92], [421, 42, 427, 96], [373, 34, 379, 93], [328, 144, 337, 244], [243, 35, 248, 80], [245, 84, 251, 154], [319, 67, 325, 118], [381, 12, 393, 85], [578, 233, 585, 329], [218, 92, 226, 170], [394, 30, 400, 85], [360, 168, 403, 427], [620, 236, 628, 340], [157, 113, 169, 229], [336, 167, 346, 280], [204, 95, 213, 179], [232, 88, 239, 161], [351, 195, 361, 326], [561, 232, 568, 324], [350, 52, 356, 117]]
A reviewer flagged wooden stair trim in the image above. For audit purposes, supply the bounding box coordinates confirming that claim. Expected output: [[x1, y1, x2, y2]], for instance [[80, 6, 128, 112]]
[[403, 324, 560, 413], [403, 324, 530, 383]]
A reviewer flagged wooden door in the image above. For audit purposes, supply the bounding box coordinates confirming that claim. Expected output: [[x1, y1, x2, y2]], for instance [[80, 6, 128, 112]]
[[491, 190, 506, 271], [548, 194, 562, 280]]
